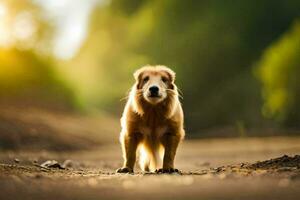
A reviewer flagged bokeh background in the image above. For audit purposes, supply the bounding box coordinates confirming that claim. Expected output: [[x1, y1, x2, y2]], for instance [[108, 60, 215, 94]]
[[1, 0, 300, 150]]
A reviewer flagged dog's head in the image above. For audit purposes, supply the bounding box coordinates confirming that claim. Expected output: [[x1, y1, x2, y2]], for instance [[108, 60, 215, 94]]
[[133, 65, 176, 105]]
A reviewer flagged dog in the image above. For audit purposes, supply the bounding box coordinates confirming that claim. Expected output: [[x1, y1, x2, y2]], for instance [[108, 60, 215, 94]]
[[117, 65, 185, 173]]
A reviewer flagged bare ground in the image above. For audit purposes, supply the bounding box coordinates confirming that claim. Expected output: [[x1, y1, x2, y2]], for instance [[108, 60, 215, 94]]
[[1, 105, 300, 200], [1, 138, 300, 200]]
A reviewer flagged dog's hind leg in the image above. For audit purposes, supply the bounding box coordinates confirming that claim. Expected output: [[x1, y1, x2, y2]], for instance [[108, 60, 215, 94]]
[[139, 144, 150, 172]]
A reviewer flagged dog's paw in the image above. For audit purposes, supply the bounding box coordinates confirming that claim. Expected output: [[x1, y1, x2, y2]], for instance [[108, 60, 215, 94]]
[[116, 167, 133, 173], [155, 168, 181, 174]]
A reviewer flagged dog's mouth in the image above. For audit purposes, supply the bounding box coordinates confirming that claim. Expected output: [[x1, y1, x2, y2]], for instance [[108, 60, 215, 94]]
[[148, 94, 161, 98], [144, 91, 164, 103]]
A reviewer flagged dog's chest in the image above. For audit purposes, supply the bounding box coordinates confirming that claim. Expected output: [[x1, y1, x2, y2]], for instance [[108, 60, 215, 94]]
[[139, 125, 168, 138]]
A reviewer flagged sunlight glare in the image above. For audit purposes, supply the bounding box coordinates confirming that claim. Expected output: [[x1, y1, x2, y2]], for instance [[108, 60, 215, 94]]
[[13, 12, 36, 40], [0, 3, 11, 47], [0, 3, 7, 17]]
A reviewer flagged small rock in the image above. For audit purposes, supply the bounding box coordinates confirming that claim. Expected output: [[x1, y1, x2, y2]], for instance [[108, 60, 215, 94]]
[[14, 158, 20, 163], [40, 160, 65, 169], [35, 174, 43, 179], [32, 160, 38, 164], [62, 160, 80, 168]]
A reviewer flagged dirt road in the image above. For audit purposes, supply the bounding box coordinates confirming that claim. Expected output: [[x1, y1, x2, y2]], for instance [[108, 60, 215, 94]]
[[1, 137, 300, 200]]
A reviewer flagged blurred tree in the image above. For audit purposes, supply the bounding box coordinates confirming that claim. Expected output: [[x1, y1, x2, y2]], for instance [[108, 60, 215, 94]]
[[70, 0, 300, 133], [255, 21, 300, 127], [0, 0, 53, 53], [0, 48, 77, 109], [0, 0, 77, 109], [110, 0, 149, 15]]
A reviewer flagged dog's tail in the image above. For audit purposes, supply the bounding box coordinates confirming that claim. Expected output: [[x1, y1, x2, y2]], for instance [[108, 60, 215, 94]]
[[138, 141, 163, 172]]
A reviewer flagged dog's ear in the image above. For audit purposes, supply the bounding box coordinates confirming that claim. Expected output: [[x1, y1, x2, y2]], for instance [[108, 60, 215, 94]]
[[133, 68, 143, 81], [162, 67, 176, 89], [133, 68, 145, 89], [163, 67, 176, 83]]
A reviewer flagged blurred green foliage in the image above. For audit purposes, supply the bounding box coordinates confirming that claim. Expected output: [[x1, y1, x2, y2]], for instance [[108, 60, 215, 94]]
[[0, 48, 77, 109], [255, 21, 300, 127], [69, 0, 300, 133], [1, 0, 300, 134], [0, 0, 78, 109]]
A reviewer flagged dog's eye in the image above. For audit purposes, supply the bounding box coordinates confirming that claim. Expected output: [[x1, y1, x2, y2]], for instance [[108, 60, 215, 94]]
[[161, 77, 168, 83], [143, 76, 149, 83]]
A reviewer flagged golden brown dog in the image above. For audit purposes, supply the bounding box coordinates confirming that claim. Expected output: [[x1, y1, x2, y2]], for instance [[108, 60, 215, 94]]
[[117, 65, 185, 173]]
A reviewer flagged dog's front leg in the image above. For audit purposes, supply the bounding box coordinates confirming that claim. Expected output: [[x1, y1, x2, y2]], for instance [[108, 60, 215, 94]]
[[158, 133, 181, 173], [117, 133, 139, 173]]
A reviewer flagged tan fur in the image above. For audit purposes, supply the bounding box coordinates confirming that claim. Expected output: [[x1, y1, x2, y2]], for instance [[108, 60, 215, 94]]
[[117, 65, 185, 173]]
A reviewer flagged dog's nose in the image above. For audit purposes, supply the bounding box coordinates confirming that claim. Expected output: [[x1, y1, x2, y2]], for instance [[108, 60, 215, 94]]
[[149, 86, 159, 95]]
